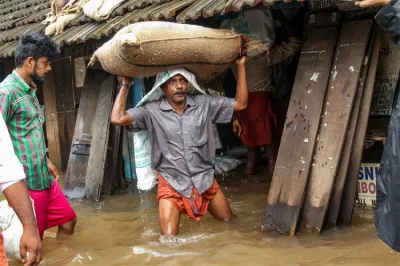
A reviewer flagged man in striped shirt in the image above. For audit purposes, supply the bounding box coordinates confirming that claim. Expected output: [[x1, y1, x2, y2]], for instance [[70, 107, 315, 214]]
[[0, 32, 77, 240]]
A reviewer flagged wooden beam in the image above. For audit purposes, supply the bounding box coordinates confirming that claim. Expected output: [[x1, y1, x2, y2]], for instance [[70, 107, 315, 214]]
[[262, 27, 339, 236], [325, 25, 376, 229], [299, 20, 372, 233], [338, 26, 381, 226], [42, 70, 62, 170], [84, 75, 116, 201], [64, 70, 109, 199]]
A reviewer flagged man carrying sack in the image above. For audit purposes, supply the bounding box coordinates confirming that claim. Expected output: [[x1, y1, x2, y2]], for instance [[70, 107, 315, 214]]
[[110, 57, 248, 236]]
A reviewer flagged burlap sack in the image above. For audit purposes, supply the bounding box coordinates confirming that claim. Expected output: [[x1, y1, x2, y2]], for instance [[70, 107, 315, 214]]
[[90, 21, 241, 83]]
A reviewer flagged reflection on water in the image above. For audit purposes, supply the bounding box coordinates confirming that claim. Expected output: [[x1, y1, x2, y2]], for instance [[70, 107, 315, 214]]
[[8, 169, 400, 266]]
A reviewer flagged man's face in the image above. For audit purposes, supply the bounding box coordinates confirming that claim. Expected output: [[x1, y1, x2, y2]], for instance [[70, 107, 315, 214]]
[[162, 74, 189, 104], [27, 57, 52, 85]]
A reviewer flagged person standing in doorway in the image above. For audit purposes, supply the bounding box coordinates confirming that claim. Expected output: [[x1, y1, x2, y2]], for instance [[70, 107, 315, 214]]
[[224, 9, 303, 175], [0, 32, 77, 240]]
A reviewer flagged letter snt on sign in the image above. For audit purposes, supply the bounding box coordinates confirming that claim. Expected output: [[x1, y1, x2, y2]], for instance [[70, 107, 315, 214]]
[[358, 163, 379, 206]]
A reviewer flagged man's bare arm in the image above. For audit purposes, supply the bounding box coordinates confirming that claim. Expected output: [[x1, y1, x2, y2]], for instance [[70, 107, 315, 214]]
[[110, 77, 134, 126], [234, 56, 248, 112], [3, 181, 42, 266]]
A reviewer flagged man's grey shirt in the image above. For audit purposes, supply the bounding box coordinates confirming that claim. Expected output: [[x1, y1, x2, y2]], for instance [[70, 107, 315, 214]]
[[127, 94, 235, 198]]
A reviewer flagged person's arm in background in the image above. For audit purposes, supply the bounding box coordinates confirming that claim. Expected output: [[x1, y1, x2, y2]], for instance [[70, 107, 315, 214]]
[[356, 0, 400, 47], [0, 116, 42, 266], [267, 10, 303, 66]]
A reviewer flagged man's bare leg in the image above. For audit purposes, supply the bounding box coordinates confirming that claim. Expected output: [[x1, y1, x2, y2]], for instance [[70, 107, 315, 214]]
[[57, 218, 77, 238], [159, 199, 181, 236], [208, 189, 233, 221]]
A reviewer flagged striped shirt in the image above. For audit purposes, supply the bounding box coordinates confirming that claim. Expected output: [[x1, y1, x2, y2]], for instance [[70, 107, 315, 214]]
[[0, 70, 53, 190]]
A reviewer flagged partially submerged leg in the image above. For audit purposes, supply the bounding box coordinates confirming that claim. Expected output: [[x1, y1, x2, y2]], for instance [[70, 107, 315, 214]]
[[265, 144, 277, 175], [159, 199, 181, 236], [246, 146, 259, 175], [208, 189, 233, 221], [57, 218, 77, 238], [46, 182, 77, 238]]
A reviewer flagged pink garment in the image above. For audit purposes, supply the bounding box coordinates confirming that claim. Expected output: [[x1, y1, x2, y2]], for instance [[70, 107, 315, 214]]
[[29, 182, 76, 239]]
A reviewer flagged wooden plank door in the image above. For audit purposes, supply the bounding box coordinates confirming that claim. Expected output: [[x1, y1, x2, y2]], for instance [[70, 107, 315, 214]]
[[262, 27, 339, 236], [299, 20, 372, 233], [64, 70, 110, 198], [84, 75, 116, 201]]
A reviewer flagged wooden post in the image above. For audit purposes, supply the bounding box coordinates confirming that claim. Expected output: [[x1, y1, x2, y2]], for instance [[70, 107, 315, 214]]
[[325, 24, 376, 228], [338, 27, 381, 226], [262, 27, 339, 236], [42, 70, 62, 170], [300, 20, 372, 233], [84, 75, 116, 201]]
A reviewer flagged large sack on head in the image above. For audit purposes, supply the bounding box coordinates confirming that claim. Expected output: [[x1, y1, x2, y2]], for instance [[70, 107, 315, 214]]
[[90, 21, 241, 83]]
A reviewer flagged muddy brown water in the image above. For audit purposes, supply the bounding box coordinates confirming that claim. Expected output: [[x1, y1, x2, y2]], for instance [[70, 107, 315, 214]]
[[7, 170, 400, 266]]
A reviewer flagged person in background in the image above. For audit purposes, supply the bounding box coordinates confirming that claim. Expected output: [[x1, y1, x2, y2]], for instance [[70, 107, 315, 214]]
[[110, 56, 248, 236], [0, 32, 77, 240], [224, 8, 303, 175], [0, 116, 42, 266], [355, 0, 399, 47]]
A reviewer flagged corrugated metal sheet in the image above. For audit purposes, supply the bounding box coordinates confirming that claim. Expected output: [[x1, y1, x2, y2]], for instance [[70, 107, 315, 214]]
[[0, 0, 287, 58]]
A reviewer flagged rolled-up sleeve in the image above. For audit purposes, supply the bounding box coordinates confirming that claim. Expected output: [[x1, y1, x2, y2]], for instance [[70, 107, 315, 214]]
[[376, 0, 400, 47], [0, 116, 25, 192], [126, 107, 150, 132], [206, 95, 236, 124]]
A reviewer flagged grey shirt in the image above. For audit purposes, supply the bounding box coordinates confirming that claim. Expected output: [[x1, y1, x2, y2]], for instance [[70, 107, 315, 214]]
[[127, 94, 235, 198]]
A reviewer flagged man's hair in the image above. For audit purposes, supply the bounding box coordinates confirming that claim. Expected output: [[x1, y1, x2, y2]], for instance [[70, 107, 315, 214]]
[[14, 31, 60, 67]]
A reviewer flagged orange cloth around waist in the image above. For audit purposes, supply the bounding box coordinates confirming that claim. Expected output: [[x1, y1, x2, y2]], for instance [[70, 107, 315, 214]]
[[0, 233, 8, 266], [157, 173, 220, 221]]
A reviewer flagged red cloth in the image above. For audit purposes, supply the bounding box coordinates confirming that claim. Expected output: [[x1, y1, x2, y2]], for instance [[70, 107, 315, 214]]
[[237, 91, 279, 147], [157, 173, 220, 221], [0, 233, 8, 266], [29, 182, 76, 240]]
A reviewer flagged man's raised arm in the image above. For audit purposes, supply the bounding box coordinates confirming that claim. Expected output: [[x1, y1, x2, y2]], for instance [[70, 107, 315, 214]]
[[111, 77, 134, 126]]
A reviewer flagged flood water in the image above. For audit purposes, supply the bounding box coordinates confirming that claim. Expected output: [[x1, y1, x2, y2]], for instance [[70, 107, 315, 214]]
[[8, 168, 400, 266]]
